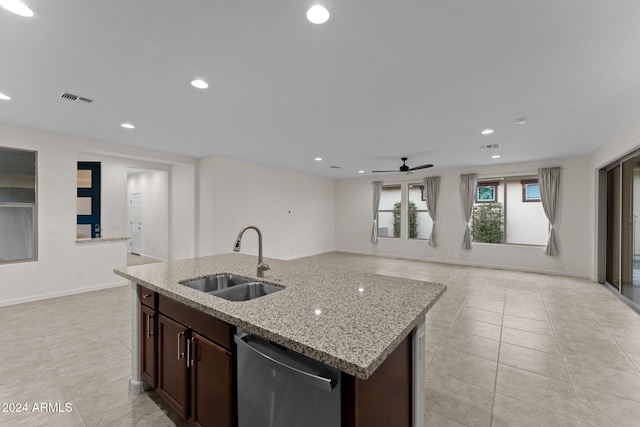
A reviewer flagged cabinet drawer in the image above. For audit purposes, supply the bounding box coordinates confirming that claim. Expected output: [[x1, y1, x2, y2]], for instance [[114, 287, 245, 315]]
[[159, 295, 231, 349], [138, 285, 158, 309]]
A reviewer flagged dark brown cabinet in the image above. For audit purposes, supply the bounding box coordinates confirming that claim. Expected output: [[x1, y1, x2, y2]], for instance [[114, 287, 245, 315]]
[[157, 313, 190, 417], [140, 304, 157, 388], [152, 293, 233, 427], [190, 332, 233, 427], [139, 285, 158, 389]]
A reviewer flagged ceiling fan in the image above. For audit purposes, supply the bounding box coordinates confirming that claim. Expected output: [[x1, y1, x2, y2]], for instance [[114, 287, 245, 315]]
[[372, 157, 434, 173]]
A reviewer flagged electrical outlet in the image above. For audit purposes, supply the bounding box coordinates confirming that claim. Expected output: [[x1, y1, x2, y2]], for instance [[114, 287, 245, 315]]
[[114, 222, 120, 229], [75, 270, 84, 278]]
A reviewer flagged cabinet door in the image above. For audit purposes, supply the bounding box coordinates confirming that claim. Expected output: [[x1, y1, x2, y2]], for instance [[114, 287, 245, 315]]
[[140, 304, 157, 388], [157, 314, 189, 417], [190, 332, 233, 427]]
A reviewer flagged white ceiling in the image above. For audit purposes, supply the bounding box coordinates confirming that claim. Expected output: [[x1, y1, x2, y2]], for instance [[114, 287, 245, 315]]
[[1, 1, 639, 178]]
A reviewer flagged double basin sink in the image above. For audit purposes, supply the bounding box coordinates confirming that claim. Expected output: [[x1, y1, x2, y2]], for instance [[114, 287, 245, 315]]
[[180, 273, 283, 301]]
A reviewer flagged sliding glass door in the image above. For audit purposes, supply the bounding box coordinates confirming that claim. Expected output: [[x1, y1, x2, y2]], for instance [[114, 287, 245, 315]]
[[604, 151, 640, 307]]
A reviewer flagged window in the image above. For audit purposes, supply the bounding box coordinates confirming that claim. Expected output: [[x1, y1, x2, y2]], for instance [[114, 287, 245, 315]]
[[522, 180, 541, 202], [77, 162, 101, 238], [0, 147, 37, 263], [472, 176, 547, 245], [377, 185, 401, 238], [476, 181, 499, 203], [377, 183, 433, 240], [408, 183, 432, 240]]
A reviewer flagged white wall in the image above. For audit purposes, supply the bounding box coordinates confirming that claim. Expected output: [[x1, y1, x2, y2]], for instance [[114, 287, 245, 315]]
[[169, 163, 196, 261], [77, 152, 128, 239], [0, 123, 196, 306], [336, 156, 592, 277], [198, 156, 335, 260], [128, 170, 168, 260]]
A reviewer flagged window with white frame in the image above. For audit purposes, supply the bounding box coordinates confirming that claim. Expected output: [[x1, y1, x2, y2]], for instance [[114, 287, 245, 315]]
[[377, 185, 401, 238], [472, 176, 547, 245], [408, 183, 432, 240], [377, 183, 433, 240]]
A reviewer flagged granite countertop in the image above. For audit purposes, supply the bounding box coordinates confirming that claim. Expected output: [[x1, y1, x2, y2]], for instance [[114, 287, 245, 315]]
[[114, 253, 446, 379]]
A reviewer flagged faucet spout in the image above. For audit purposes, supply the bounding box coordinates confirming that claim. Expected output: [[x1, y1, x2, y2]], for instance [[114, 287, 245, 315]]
[[232, 225, 270, 278]]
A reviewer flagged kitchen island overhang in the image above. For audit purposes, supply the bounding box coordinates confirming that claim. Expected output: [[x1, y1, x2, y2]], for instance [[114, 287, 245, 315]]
[[115, 253, 446, 427]]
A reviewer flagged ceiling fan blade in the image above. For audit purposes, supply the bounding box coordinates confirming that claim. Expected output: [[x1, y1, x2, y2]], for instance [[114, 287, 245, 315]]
[[408, 164, 434, 171]]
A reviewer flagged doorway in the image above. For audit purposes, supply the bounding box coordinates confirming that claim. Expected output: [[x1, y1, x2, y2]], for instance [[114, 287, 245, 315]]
[[129, 192, 142, 255], [603, 151, 640, 308]]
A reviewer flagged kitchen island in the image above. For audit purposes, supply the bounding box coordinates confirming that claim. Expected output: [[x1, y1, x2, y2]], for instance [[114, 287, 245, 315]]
[[114, 253, 446, 427]]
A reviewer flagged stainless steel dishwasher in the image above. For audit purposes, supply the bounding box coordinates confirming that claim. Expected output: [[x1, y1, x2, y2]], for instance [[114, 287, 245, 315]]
[[235, 331, 342, 427]]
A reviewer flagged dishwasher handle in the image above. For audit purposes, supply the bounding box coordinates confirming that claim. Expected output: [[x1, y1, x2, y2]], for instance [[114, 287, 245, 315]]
[[234, 334, 338, 392]]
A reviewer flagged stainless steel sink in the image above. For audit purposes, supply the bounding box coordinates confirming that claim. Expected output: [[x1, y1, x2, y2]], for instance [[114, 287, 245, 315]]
[[180, 274, 250, 293], [213, 282, 283, 302]]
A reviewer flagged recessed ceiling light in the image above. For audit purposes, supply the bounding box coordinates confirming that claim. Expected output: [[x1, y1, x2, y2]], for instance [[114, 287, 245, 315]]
[[121, 123, 135, 129], [191, 79, 208, 89], [307, 5, 329, 24], [0, 0, 34, 17], [358, 170, 365, 174], [0, 93, 11, 101], [515, 117, 527, 125], [491, 155, 501, 159], [314, 157, 322, 161], [481, 129, 494, 135]]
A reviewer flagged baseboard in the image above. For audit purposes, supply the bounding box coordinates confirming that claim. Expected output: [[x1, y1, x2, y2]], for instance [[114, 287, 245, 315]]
[[0, 280, 128, 307]]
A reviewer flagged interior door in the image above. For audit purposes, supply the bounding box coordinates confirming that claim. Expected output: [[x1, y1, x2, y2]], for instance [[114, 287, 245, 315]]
[[130, 192, 142, 255]]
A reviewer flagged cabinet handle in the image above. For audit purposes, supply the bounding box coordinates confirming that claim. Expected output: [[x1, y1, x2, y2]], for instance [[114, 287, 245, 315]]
[[147, 314, 154, 338], [187, 337, 193, 368], [177, 331, 185, 360]]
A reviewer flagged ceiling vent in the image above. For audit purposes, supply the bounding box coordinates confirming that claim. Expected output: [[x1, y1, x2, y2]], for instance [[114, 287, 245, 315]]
[[328, 165, 342, 169], [58, 91, 93, 106], [480, 144, 500, 150]]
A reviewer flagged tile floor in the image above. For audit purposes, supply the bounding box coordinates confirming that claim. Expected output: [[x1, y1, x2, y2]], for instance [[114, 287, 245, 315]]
[[0, 252, 639, 426]]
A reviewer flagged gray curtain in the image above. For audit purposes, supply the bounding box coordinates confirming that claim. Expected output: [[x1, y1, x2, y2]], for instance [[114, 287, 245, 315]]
[[538, 167, 561, 256], [423, 176, 441, 247], [460, 173, 478, 250], [371, 181, 383, 244]]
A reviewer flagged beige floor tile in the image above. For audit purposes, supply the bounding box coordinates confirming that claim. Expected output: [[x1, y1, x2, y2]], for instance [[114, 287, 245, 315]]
[[425, 370, 493, 427], [502, 314, 554, 336], [503, 305, 549, 322], [491, 394, 586, 427], [501, 326, 562, 355], [440, 330, 500, 361], [465, 297, 504, 313], [504, 297, 547, 312], [612, 335, 640, 356], [559, 339, 638, 373], [499, 343, 570, 381], [495, 364, 582, 420], [450, 317, 502, 341], [428, 347, 497, 390], [0, 406, 86, 427], [425, 409, 466, 427], [565, 358, 640, 403], [425, 323, 449, 345], [74, 377, 156, 427], [575, 386, 640, 427], [457, 306, 503, 325], [628, 352, 640, 373]]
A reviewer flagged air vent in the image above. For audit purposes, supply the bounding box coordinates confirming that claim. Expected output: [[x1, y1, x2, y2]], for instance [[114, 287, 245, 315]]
[[58, 91, 93, 106], [480, 144, 500, 150], [328, 165, 342, 169]]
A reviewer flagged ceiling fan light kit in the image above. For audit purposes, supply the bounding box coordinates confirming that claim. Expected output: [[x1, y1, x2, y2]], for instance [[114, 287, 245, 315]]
[[372, 157, 434, 173]]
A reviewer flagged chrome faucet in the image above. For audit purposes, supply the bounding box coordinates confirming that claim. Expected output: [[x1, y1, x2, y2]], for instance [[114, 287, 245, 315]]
[[233, 225, 270, 278]]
